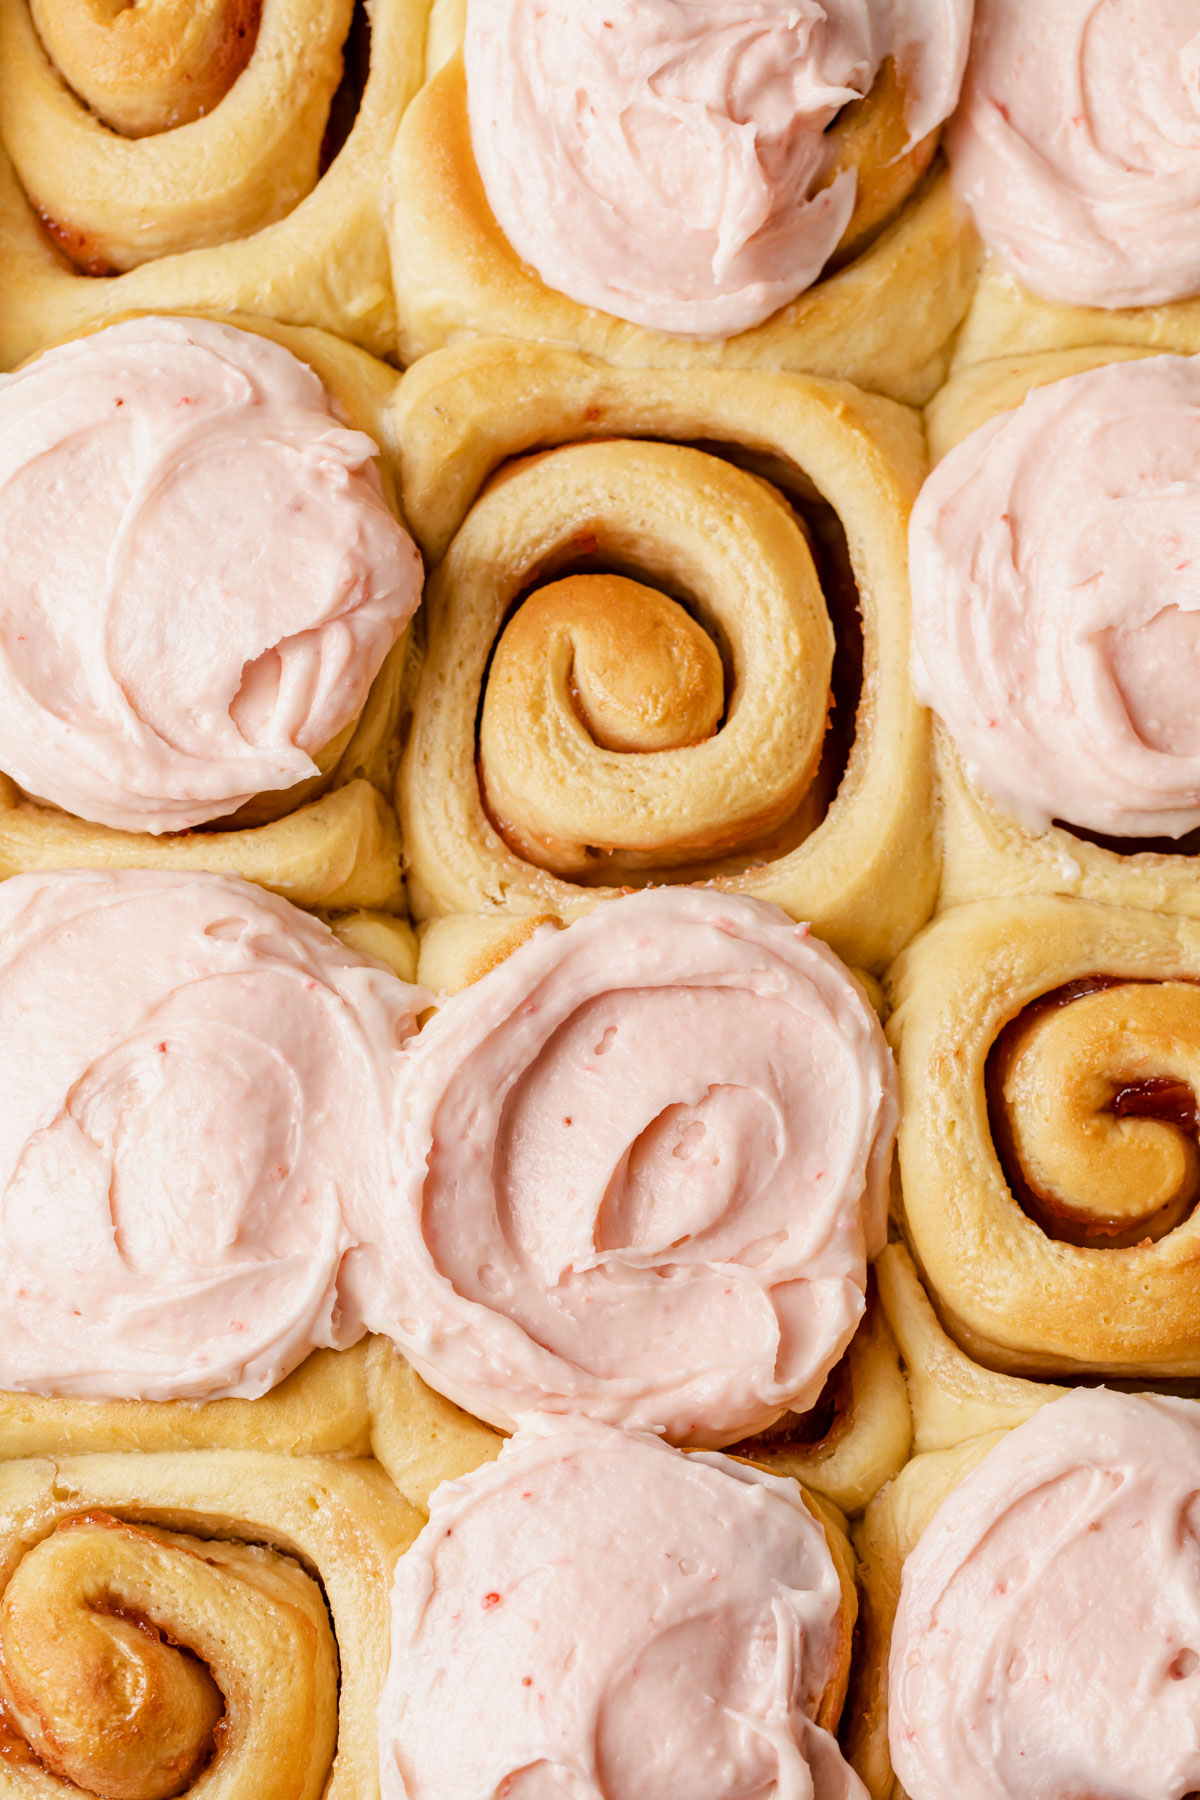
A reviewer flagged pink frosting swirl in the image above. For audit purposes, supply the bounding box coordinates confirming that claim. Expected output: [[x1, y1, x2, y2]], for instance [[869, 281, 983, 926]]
[[0, 315, 423, 834], [890, 1388, 1200, 1800], [464, 0, 971, 337], [379, 1413, 866, 1800], [0, 869, 426, 1402], [911, 355, 1200, 840], [949, 0, 1200, 309], [358, 888, 897, 1447]]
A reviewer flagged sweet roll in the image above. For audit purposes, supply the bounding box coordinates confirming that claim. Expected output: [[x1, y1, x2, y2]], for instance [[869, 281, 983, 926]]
[[887, 894, 1200, 1377], [355, 887, 898, 1449], [0, 867, 428, 1403], [0, 1448, 419, 1800], [378, 1414, 866, 1800], [387, 0, 978, 403], [913, 348, 1200, 919], [0, 0, 430, 363], [394, 338, 936, 973], [948, 0, 1200, 368], [0, 315, 422, 906]]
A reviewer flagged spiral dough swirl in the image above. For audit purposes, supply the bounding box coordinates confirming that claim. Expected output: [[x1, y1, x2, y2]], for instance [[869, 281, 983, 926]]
[[0, 868, 425, 1402], [949, 0, 1200, 309], [379, 1414, 866, 1800], [910, 355, 1200, 841], [890, 1389, 1200, 1800], [361, 888, 897, 1446]]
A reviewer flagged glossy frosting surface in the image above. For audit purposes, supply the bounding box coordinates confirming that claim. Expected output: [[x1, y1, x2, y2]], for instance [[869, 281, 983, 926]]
[[359, 888, 897, 1446], [464, 0, 970, 336], [890, 1388, 1200, 1800], [379, 1413, 866, 1800], [950, 0, 1200, 308], [0, 869, 425, 1401], [911, 355, 1200, 839], [0, 316, 423, 833]]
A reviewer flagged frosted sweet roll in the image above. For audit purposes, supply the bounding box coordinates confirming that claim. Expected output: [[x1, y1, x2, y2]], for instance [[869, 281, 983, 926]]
[[465, 0, 971, 337], [388, 2, 977, 398], [911, 351, 1200, 915], [0, 316, 422, 835], [951, 0, 1200, 312], [359, 888, 897, 1446], [890, 1388, 1200, 1800], [379, 1414, 866, 1800], [0, 867, 426, 1402]]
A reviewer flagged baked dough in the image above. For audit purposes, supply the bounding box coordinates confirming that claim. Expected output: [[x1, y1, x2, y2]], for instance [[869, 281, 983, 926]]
[[923, 343, 1200, 921], [413, 905, 911, 1517], [393, 338, 936, 972], [387, 41, 977, 406], [887, 894, 1200, 1377], [0, 0, 430, 366], [0, 313, 414, 912], [0, 1448, 418, 1800]]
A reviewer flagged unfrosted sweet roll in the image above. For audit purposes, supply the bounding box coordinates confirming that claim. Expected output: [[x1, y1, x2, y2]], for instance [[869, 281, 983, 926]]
[[357, 888, 897, 1447], [0, 1448, 418, 1800], [394, 338, 936, 973], [386, 0, 977, 403], [0, 0, 428, 362], [913, 349, 1200, 920], [379, 1414, 865, 1800], [0, 315, 421, 835], [0, 867, 427, 1403], [890, 1389, 1200, 1800], [887, 894, 1200, 1377]]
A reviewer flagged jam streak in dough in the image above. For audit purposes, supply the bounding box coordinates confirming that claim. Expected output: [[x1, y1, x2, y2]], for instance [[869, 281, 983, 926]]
[[890, 1388, 1200, 1800], [910, 355, 1200, 840], [379, 1414, 868, 1800], [0, 316, 423, 834], [464, 0, 971, 336], [360, 888, 898, 1446], [949, 0, 1200, 308], [0, 868, 426, 1401]]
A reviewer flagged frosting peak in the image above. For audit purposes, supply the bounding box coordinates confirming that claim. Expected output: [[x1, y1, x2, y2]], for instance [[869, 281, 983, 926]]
[[950, 0, 1200, 308], [911, 355, 1200, 840], [890, 1388, 1200, 1800], [357, 887, 898, 1446], [379, 1414, 866, 1800], [0, 869, 426, 1402], [0, 316, 423, 834], [464, 0, 970, 337]]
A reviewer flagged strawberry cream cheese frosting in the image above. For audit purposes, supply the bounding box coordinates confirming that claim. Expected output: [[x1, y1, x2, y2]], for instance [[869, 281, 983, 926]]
[[0, 315, 423, 834], [359, 888, 898, 1447], [910, 355, 1200, 840], [464, 0, 972, 337], [950, 0, 1200, 309], [890, 1388, 1200, 1799], [379, 1413, 866, 1800], [0, 868, 426, 1402]]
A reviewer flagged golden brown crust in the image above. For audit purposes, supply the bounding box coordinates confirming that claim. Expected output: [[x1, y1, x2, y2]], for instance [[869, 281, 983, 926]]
[[386, 54, 979, 405], [393, 338, 936, 972]]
